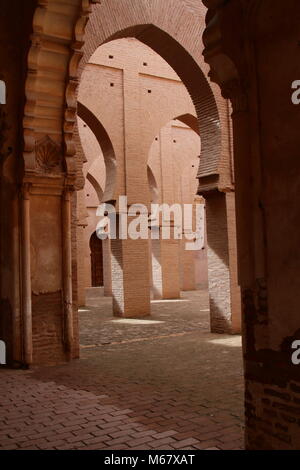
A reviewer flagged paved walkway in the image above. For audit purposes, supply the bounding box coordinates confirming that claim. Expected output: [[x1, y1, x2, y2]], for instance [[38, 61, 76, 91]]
[[0, 289, 244, 450]]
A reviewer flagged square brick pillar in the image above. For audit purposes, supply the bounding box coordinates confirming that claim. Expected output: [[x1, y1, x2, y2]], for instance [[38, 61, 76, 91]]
[[102, 238, 112, 297], [110, 215, 151, 317], [76, 224, 87, 306], [180, 240, 197, 291], [161, 238, 181, 299], [151, 237, 163, 299], [205, 191, 241, 334], [151, 227, 181, 300]]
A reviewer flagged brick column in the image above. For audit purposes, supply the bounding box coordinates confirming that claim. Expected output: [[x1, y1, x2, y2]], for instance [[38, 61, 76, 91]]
[[76, 224, 87, 306], [205, 190, 241, 334], [102, 237, 112, 296], [110, 214, 151, 317], [151, 237, 163, 299], [180, 240, 196, 291], [148, 237, 154, 299], [151, 227, 181, 299], [180, 197, 205, 292], [226, 192, 242, 334], [161, 238, 181, 299]]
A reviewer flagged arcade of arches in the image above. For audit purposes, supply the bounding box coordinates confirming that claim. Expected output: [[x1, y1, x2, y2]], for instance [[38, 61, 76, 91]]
[[0, 0, 299, 451]]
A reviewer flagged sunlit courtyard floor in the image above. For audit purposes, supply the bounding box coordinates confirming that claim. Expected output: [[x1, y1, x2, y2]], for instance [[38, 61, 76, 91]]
[[0, 288, 244, 450], [79, 288, 211, 346]]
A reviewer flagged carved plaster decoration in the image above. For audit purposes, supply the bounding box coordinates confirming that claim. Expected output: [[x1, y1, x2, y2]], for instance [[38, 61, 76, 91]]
[[35, 135, 62, 174]]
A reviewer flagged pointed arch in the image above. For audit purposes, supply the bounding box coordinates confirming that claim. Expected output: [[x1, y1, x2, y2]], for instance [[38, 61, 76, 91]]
[[77, 101, 117, 202]]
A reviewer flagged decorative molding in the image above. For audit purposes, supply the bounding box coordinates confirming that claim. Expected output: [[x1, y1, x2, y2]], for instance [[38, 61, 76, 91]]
[[202, 0, 268, 291], [23, 0, 95, 180], [202, 0, 248, 114], [65, 0, 95, 163], [0, 108, 11, 163], [222, 79, 248, 114]]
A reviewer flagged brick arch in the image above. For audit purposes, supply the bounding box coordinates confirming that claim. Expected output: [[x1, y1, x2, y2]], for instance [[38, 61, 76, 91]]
[[81, 1, 223, 181], [9, 0, 236, 367], [171, 114, 201, 183], [141, 104, 199, 158], [147, 114, 201, 208], [77, 101, 117, 202], [86, 172, 103, 204], [175, 114, 200, 136]]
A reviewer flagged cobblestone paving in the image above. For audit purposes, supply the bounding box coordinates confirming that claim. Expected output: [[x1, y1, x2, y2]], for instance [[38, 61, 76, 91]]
[[0, 289, 245, 450]]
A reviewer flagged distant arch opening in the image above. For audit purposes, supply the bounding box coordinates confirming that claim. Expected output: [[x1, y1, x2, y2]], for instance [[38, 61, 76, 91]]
[[89, 232, 104, 287]]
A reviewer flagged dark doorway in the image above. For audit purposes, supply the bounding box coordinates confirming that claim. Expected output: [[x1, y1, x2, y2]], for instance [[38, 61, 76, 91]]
[[90, 232, 104, 287]]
